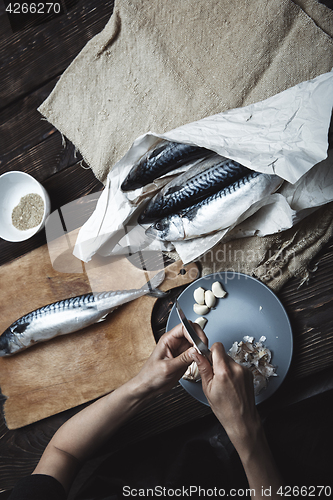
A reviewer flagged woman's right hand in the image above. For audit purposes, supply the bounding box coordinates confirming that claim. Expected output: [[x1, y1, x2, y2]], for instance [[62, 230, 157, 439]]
[[191, 340, 262, 455], [191, 338, 284, 498]]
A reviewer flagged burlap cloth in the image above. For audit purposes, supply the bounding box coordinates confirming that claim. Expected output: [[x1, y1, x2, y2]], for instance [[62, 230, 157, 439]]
[[38, 0, 333, 292]]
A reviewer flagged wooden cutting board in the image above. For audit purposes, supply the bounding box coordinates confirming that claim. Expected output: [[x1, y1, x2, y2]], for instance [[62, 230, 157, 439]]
[[0, 238, 199, 429]]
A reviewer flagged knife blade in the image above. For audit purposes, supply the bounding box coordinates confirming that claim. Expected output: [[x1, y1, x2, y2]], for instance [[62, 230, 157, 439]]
[[175, 300, 212, 364]]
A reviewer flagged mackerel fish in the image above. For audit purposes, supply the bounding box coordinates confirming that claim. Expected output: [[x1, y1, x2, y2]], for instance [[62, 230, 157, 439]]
[[138, 155, 251, 224], [146, 172, 283, 241], [0, 271, 165, 356], [121, 140, 212, 192]]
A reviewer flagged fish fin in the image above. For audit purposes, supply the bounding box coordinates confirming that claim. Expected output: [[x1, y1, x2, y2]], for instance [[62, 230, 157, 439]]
[[96, 314, 109, 323], [146, 269, 165, 289], [147, 288, 169, 298], [140, 269, 166, 295]]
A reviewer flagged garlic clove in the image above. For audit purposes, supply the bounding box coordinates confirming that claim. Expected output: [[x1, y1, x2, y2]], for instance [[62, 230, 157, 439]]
[[212, 281, 227, 298], [204, 290, 216, 308], [194, 316, 207, 329], [183, 361, 201, 382], [193, 286, 205, 305], [193, 303, 210, 315]]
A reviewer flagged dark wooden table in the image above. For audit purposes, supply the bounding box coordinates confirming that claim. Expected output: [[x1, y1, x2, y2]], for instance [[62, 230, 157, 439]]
[[1, 0, 333, 496]]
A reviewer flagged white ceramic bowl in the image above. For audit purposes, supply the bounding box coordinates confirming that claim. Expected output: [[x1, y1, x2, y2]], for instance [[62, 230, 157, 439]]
[[0, 171, 51, 242]]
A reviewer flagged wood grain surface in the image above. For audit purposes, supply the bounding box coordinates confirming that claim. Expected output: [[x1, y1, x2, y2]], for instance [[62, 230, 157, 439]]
[[0, 243, 199, 429], [0, 1, 115, 108], [0, 0, 332, 495]]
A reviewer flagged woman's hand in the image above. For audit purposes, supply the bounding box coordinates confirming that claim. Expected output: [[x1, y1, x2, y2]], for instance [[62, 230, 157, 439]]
[[191, 338, 284, 498], [133, 322, 207, 399], [32, 322, 205, 492], [191, 341, 261, 453], [31, 321, 283, 499]]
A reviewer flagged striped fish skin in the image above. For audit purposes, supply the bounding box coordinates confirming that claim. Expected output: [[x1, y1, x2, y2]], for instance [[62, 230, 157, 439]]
[[146, 173, 283, 241], [121, 140, 212, 192], [138, 155, 251, 224], [0, 271, 165, 356]]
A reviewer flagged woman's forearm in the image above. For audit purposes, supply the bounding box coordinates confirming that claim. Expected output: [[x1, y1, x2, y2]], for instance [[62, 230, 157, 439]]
[[33, 376, 152, 491], [191, 343, 284, 500], [32, 324, 196, 493], [235, 425, 284, 500]]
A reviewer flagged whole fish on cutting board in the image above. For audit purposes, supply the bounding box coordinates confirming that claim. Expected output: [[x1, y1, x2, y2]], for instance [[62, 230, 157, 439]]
[[0, 271, 165, 356], [121, 140, 212, 191], [138, 155, 251, 224], [146, 172, 283, 241]]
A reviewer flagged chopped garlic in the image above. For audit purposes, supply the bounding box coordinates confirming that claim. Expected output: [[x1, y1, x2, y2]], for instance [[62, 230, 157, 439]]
[[227, 336, 277, 396]]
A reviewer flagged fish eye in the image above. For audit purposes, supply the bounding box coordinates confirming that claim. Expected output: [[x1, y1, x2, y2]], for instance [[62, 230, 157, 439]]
[[155, 222, 164, 231]]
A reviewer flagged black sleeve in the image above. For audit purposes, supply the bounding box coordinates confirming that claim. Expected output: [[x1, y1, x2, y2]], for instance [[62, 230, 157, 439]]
[[8, 474, 66, 500]]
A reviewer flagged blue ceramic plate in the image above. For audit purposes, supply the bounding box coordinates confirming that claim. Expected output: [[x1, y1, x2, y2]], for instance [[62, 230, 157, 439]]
[[166, 272, 293, 405]]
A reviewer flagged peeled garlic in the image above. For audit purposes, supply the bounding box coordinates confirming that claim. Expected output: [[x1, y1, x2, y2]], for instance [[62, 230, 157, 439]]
[[212, 281, 227, 298], [183, 361, 201, 382], [194, 316, 207, 329], [193, 303, 209, 315], [193, 286, 205, 305], [204, 290, 216, 308]]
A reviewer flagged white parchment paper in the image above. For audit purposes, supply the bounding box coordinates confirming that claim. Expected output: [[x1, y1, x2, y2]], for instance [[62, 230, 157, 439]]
[[73, 71, 333, 264]]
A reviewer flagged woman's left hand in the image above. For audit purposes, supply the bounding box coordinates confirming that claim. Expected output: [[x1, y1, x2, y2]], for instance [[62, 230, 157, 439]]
[[133, 322, 206, 398]]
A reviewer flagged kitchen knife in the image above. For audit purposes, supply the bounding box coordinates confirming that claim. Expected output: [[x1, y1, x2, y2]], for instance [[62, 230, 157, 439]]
[[175, 300, 212, 365]]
